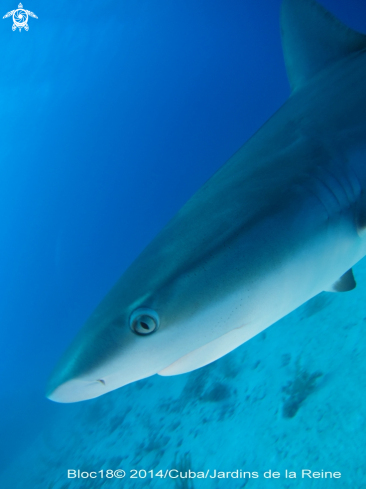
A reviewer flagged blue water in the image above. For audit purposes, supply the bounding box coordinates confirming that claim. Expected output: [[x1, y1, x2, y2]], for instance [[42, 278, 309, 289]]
[[1, 0, 366, 486]]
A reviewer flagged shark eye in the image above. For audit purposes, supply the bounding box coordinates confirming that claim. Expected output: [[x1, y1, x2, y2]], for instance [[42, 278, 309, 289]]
[[130, 308, 159, 335]]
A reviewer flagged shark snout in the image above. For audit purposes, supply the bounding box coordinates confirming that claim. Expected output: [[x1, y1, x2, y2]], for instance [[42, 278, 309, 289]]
[[46, 308, 165, 402], [46, 377, 109, 403]]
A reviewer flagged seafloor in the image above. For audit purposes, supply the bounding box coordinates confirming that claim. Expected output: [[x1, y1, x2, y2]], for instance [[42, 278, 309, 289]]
[[2, 259, 366, 488]]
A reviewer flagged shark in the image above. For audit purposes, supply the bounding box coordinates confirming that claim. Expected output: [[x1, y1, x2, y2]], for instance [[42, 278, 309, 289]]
[[47, 0, 366, 403]]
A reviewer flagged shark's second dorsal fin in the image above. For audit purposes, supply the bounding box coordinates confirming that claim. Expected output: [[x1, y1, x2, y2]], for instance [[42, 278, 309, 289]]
[[281, 0, 366, 92]]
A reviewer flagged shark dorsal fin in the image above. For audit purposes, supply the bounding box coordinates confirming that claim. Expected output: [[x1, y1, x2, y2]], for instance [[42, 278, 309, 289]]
[[281, 0, 366, 92]]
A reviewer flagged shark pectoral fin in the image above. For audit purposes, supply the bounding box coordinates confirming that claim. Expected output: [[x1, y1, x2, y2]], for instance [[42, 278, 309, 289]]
[[158, 323, 259, 377], [325, 268, 356, 293], [281, 0, 366, 92]]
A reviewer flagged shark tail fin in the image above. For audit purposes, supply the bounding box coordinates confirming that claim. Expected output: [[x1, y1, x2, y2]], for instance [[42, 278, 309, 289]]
[[281, 0, 366, 92]]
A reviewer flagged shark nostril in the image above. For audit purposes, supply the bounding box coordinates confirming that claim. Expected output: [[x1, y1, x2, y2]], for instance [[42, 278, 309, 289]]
[[97, 379, 106, 385], [130, 308, 160, 335]]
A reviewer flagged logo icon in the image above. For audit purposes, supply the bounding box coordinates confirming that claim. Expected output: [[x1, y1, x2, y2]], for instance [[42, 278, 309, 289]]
[[3, 3, 37, 31]]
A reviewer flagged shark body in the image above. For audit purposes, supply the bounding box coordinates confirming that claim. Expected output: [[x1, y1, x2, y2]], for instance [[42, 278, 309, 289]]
[[47, 0, 366, 402]]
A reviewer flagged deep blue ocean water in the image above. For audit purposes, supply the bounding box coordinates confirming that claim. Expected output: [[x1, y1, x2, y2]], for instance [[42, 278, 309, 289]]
[[1, 0, 366, 487]]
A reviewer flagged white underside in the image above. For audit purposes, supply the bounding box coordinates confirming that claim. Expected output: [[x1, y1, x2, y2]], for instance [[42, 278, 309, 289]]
[[158, 321, 266, 376]]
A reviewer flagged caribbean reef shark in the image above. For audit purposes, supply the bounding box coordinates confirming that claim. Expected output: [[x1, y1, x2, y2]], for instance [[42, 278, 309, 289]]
[[47, 0, 366, 402]]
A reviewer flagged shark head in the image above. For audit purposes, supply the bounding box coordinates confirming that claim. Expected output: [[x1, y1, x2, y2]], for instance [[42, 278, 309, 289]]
[[46, 228, 237, 403], [46, 302, 172, 402], [47, 218, 261, 403], [47, 0, 366, 403]]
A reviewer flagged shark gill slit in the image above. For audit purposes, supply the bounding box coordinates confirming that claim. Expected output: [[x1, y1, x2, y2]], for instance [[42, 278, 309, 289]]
[[306, 175, 342, 217], [345, 164, 362, 198], [308, 164, 360, 218], [322, 164, 360, 206], [318, 168, 351, 208]]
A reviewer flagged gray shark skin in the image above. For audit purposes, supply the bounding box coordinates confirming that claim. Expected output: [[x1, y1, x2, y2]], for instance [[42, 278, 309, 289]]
[[47, 0, 366, 402]]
